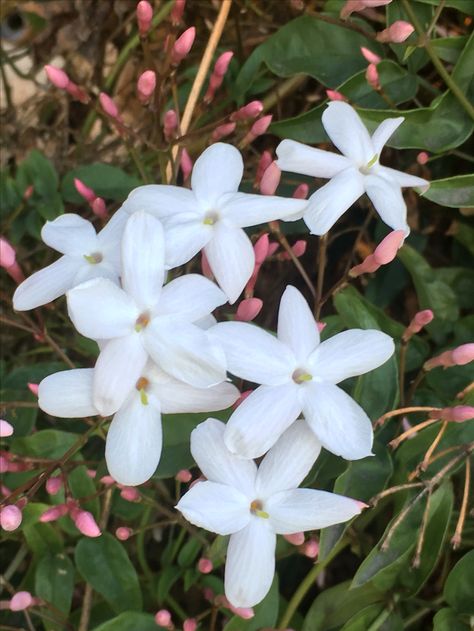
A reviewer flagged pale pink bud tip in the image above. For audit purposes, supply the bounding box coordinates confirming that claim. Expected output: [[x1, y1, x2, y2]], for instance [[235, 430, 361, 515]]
[[377, 20, 414, 44], [197, 557, 213, 574], [373, 230, 405, 265], [183, 619, 198, 631], [366, 63, 380, 90], [1, 505, 22, 531], [303, 538, 319, 558], [39, 504, 68, 523], [91, 198, 107, 218], [317, 321, 326, 333], [413, 309, 434, 327], [214, 51, 233, 76], [116, 527, 133, 541], [236, 298, 263, 322], [260, 161, 281, 195], [99, 93, 120, 120], [10, 591, 33, 611], [155, 609, 172, 626], [0, 237, 16, 268], [448, 406, 474, 422], [417, 151, 429, 165], [0, 419, 13, 437], [46, 476, 62, 495], [292, 240, 307, 257], [137, 70, 156, 103], [254, 233, 270, 264], [163, 110, 178, 141], [255, 151, 273, 187], [180, 148, 193, 181], [211, 122, 236, 141], [120, 487, 140, 502], [284, 532, 305, 545], [44, 64, 69, 89], [74, 511, 101, 537], [172, 27, 196, 65], [326, 89, 347, 102], [74, 178, 95, 203], [137, 1, 153, 35], [176, 469, 192, 483], [231, 100, 264, 121], [355, 500, 369, 510], [361, 46, 381, 64], [170, 0, 186, 25], [293, 183, 309, 199], [250, 114, 273, 138], [451, 343, 474, 366], [27, 383, 39, 397]]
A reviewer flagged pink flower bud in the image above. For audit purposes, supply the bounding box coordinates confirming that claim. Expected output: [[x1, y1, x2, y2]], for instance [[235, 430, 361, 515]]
[[377, 20, 414, 44], [236, 298, 263, 322], [417, 151, 429, 165], [340, 0, 392, 19], [137, 1, 153, 36], [204, 51, 234, 103], [317, 321, 326, 333], [137, 70, 156, 104], [403, 309, 434, 341], [303, 538, 319, 558], [74, 178, 96, 203], [0, 237, 24, 284], [373, 230, 405, 265], [254, 151, 273, 188], [260, 161, 281, 195], [172, 27, 196, 65], [230, 100, 263, 121], [116, 526, 133, 540], [201, 251, 213, 279], [203, 587, 214, 602], [183, 619, 198, 631], [326, 89, 347, 102], [91, 197, 107, 218], [99, 92, 122, 122], [100, 475, 115, 486], [292, 240, 307, 257], [39, 504, 69, 523], [227, 602, 254, 619], [252, 234, 268, 266], [211, 122, 236, 141], [176, 469, 192, 483], [74, 510, 101, 537], [24, 184, 34, 200], [451, 343, 474, 366], [248, 114, 273, 139], [267, 242, 279, 257], [9, 591, 33, 611], [46, 476, 62, 495], [170, 0, 186, 25], [431, 406, 474, 422], [155, 609, 172, 627], [180, 148, 193, 182], [120, 486, 140, 502], [0, 456, 9, 474], [293, 183, 309, 199], [366, 63, 380, 90], [197, 557, 213, 574], [44, 64, 69, 89], [1, 505, 22, 531], [360, 46, 381, 64], [284, 532, 305, 545], [163, 109, 179, 141], [0, 419, 13, 437], [27, 383, 39, 397]]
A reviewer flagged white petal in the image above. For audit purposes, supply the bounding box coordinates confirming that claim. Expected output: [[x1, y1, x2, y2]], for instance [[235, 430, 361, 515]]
[[277, 285, 319, 362], [156, 378, 239, 414], [302, 382, 373, 460], [97, 207, 128, 247], [195, 314, 217, 330], [121, 211, 165, 310], [163, 216, 211, 268], [145, 319, 226, 387], [224, 383, 301, 459], [190, 418, 257, 496], [13, 256, 79, 311], [122, 184, 197, 219], [106, 394, 162, 486], [322, 102, 374, 165], [93, 335, 148, 416], [310, 329, 394, 384], [377, 166, 430, 192], [225, 520, 276, 608], [176, 480, 250, 535], [67, 278, 137, 340], [256, 419, 321, 497], [222, 192, 307, 227], [156, 274, 227, 322], [204, 222, 254, 304], [276, 139, 351, 178], [41, 214, 98, 256], [210, 322, 295, 385], [267, 488, 362, 534], [38, 369, 97, 417], [365, 173, 409, 234], [192, 143, 243, 207], [304, 168, 364, 235], [371, 117, 404, 156], [72, 259, 120, 286]]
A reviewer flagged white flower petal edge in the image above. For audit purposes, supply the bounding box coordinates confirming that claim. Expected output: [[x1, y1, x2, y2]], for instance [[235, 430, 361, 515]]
[[276, 139, 351, 178], [277, 285, 320, 362], [38, 369, 98, 418]]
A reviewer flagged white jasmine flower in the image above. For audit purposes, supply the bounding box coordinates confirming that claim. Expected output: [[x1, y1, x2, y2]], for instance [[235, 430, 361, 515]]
[[176, 418, 364, 608], [276, 102, 430, 235], [121, 143, 307, 303], [39, 364, 239, 486], [13, 212, 126, 311], [67, 211, 228, 416], [211, 285, 394, 460]]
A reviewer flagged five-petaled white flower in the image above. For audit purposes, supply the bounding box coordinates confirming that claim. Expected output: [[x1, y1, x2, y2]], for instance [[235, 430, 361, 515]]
[[38, 363, 239, 486], [67, 211, 228, 416], [276, 102, 429, 236], [177, 418, 364, 608], [13, 212, 126, 311], [121, 143, 307, 303], [211, 285, 394, 460]]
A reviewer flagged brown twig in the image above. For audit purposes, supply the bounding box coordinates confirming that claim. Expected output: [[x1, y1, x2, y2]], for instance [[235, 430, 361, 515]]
[[451, 456, 471, 549]]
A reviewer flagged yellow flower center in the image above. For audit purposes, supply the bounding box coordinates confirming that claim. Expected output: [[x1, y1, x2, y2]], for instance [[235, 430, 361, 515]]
[[135, 312, 150, 332], [250, 499, 269, 519], [292, 369, 313, 384], [359, 153, 378, 175], [135, 376, 150, 405], [203, 211, 219, 226], [83, 252, 103, 264]]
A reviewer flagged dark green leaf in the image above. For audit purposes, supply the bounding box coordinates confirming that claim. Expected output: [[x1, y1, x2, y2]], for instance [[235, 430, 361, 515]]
[[92, 613, 158, 631], [341, 604, 403, 631], [13, 429, 80, 460], [223, 576, 279, 631], [444, 551, 474, 614], [61, 164, 141, 204], [21, 503, 64, 556], [35, 553, 74, 629], [422, 174, 474, 208], [433, 608, 471, 631]]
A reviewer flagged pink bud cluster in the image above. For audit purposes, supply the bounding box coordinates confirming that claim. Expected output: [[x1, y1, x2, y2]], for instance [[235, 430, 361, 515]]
[[100, 475, 141, 501], [74, 179, 108, 219], [155, 608, 173, 628], [211, 592, 255, 619], [40, 500, 101, 537], [429, 406, 474, 423], [205, 51, 234, 103], [0, 237, 24, 284], [349, 230, 405, 277], [402, 310, 434, 342], [172, 27, 196, 65], [137, 70, 156, 105], [424, 344, 474, 371], [44, 65, 89, 103]]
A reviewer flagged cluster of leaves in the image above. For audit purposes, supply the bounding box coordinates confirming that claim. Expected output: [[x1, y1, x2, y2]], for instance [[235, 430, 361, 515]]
[[1, 1, 473, 630]]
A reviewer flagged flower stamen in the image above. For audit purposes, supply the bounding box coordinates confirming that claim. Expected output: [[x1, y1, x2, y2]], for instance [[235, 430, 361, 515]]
[[135, 312, 150, 332], [136, 376, 150, 405], [359, 153, 378, 175], [292, 369, 313, 384], [250, 499, 269, 519], [203, 211, 219, 226], [83, 252, 103, 265]]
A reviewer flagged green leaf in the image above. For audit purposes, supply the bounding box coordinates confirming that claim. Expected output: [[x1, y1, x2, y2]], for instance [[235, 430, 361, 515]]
[[21, 503, 64, 556], [156, 566, 183, 605], [16, 150, 63, 220], [422, 174, 474, 208], [415, 0, 474, 15], [91, 613, 158, 631], [13, 429, 80, 460], [431, 37, 469, 64], [35, 553, 74, 629], [341, 605, 403, 631], [68, 464, 100, 517], [177, 536, 202, 568], [444, 551, 474, 614], [433, 608, 471, 631], [61, 164, 141, 203], [223, 575, 279, 631], [452, 222, 474, 256], [75, 533, 142, 613]]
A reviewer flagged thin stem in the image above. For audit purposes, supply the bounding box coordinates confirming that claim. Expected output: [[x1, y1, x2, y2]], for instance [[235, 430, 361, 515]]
[[315, 233, 328, 319], [389, 418, 439, 450], [271, 225, 315, 297], [451, 456, 470, 549], [412, 489, 432, 567], [399, 339, 408, 404], [420, 420, 448, 471], [375, 406, 439, 428]]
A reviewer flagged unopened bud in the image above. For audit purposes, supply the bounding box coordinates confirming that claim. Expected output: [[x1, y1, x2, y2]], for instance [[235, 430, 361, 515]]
[[46, 476, 62, 495], [254, 233, 270, 265], [91, 197, 107, 218], [246, 114, 273, 142], [281, 239, 306, 260], [197, 557, 213, 574], [176, 469, 192, 483], [137, 70, 156, 104], [230, 100, 263, 121], [451, 344, 474, 366], [303, 538, 319, 558], [360, 46, 381, 64], [183, 619, 198, 631], [417, 151, 429, 165], [74, 178, 95, 203], [28, 383, 39, 397], [204, 51, 233, 103], [377, 20, 415, 44], [260, 161, 281, 195], [137, 1, 153, 36], [39, 504, 69, 523], [0, 419, 13, 437], [366, 63, 380, 90], [232, 390, 252, 409], [0, 237, 24, 284], [116, 526, 133, 540], [120, 486, 140, 502], [155, 609, 172, 627], [326, 89, 347, 102], [10, 591, 34, 611], [44, 64, 69, 89], [180, 148, 193, 181], [293, 183, 309, 199], [172, 27, 196, 65], [317, 321, 326, 333], [430, 406, 474, 422], [163, 109, 179, 141], [99, 92, 123, 123], [284, 532, 305, 545], [211, 122, 236, 141], [254, 150, 273, 188], [1, 505, 22, 531], [170, 0, 186, 25], [74, 510, 101, 537], [373, 230, 405, 264], [340, 0, 391, 19], [236, 298, 263, 322], [402, 309, 434, 341]]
